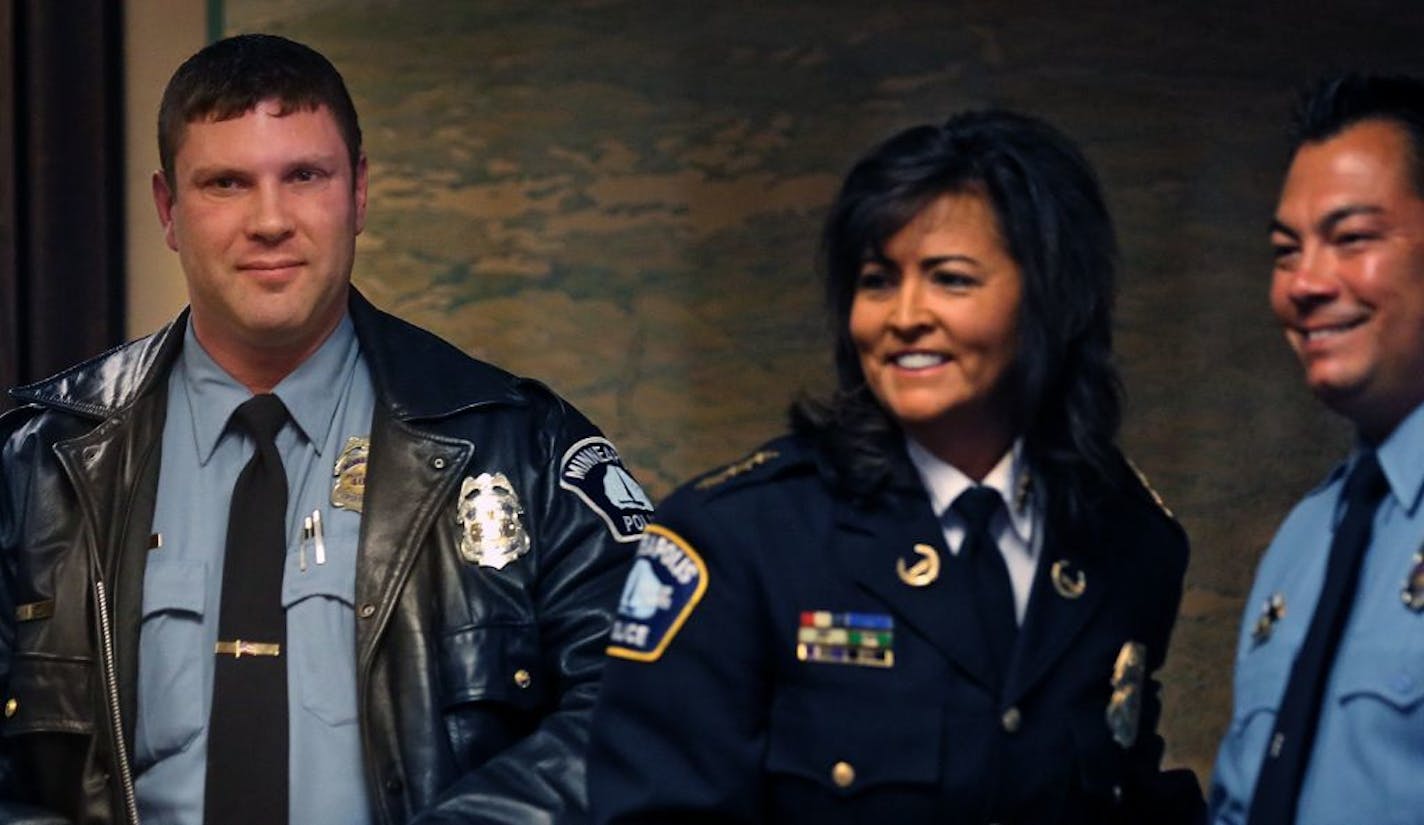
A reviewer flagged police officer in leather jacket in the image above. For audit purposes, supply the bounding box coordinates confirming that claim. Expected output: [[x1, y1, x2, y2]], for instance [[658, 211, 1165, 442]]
[[0, 34, 644, 825]]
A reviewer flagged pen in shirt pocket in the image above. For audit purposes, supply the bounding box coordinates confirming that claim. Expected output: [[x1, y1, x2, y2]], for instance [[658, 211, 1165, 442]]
[[300, 509, 328, 572]]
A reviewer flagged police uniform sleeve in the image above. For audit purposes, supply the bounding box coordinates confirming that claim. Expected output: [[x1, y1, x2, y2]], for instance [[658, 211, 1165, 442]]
[[0, 409, 72, 823], [588, 480, 774, 823], [1116, 504, 1206, 825], [411, 395, 644, 824]]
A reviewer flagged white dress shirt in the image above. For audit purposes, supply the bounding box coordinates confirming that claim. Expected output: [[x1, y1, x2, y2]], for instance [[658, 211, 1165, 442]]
[[905, 437, 1044, 623]]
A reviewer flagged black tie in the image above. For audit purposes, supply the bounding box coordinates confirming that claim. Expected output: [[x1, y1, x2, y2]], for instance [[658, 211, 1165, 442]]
[[1248, 451, 1388, 825], [952, 486, 1018, 686], [205, 394, 290, 825]]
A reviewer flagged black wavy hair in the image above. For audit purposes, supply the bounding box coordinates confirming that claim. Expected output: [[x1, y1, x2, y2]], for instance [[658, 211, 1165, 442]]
[[1292, 72, 1424, 195], [791, 110, 1123, 520], [158, 33, 362, 191]]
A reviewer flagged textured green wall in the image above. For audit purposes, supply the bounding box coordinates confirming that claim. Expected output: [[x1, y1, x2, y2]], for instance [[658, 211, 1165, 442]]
[[224, 0, 1424, 781]]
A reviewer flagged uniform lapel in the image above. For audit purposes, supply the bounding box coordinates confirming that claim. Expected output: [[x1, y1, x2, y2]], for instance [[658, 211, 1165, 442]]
[[831, 485, 998, 692], [1003, 515, 1109, 704]]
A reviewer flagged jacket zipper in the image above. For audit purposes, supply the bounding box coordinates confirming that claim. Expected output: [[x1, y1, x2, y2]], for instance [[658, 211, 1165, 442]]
[[94, 579, 141, 824]]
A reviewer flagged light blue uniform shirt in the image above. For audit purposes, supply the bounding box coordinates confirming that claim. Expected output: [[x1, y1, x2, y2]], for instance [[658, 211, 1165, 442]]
[[134, 315, 374, 825], [1210, 400, 1424, 825]]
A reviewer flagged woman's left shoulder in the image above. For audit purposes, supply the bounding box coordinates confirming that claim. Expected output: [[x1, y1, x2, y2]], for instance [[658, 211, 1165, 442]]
[[1094, 452, 1188, 552]]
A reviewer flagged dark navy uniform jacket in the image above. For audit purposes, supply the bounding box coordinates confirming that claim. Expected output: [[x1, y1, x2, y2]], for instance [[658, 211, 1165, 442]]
[[589, 434, 1204, 824]]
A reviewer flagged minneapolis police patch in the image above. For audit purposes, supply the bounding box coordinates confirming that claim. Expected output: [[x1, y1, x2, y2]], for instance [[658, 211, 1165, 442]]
[[607, 525, 707, 662], [559, 436, 654, 543]]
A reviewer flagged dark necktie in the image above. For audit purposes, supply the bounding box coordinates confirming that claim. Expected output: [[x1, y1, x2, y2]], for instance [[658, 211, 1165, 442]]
[[952, 485, 1018, 686], [205, 394, 290, 825], [1248, 451, 1388, 825]]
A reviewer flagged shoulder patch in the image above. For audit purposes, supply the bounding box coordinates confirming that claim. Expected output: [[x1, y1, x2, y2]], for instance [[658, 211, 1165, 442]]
[[559, 436, 653, 543], [1125, 458, 1174, 520], [694, 449, 782, 491], [607, 524, 708, 662]]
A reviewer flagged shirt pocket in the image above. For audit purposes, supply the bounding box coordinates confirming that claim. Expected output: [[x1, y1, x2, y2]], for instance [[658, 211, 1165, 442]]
[[280, 533, 358, 727], [1334, 643, 1424, 712], [764, 686, 942, 822], [135, 557, 208, 768]]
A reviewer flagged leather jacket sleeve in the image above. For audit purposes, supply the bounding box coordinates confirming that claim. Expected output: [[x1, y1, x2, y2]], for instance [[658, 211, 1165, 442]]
[[0, 408, 76, 825], [400, 393, 640, 824]]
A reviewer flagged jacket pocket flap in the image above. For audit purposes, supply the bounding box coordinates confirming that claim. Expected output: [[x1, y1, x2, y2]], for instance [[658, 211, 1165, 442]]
[[142, 558, 206, 619], [438, 623, 545, 710], [1, 655, 94, 736], [765, 690, 940, 792]]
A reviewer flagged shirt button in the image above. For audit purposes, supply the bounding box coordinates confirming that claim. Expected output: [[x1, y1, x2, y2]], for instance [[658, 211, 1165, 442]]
[[358, 603, 377, 619], [3, 698, 15, 718], [1000, 706, 1021, 733], [831, 761, 855, 788]]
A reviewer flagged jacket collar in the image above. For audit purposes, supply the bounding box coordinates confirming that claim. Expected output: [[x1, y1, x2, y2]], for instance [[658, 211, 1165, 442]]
[[8, 288, 527, 423]]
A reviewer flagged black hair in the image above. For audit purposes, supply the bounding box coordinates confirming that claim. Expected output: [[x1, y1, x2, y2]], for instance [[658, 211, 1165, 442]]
[[158, 33, 362, 190], [791, 110, 1122, 520], [1293, 73, 1424, 195]]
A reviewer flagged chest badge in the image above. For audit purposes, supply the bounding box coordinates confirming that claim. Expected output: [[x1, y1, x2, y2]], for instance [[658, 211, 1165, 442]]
[[896, 543, 941, 587], [456, 472, 531, 569], [1105, 640, 1146, 748], [1402, 549, 1424, 612], [331, 436, 370, 513], [1251, 592, 1287, 645]]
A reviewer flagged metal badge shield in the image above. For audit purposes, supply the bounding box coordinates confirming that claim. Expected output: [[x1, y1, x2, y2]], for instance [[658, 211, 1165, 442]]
[[456, 472, 531, 569], [1106, 640, 1146, 748], [331, 436, 370, 513], [1403, 550, 1424, 612]]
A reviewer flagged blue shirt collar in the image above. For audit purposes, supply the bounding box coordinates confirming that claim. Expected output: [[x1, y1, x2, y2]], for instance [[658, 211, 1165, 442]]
[[1369, 398, 1424, 516], [181, 314, 358, 465]]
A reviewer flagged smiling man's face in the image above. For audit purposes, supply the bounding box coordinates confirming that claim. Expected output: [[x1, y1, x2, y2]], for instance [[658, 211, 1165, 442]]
[[1269, 118, 1424, 441]]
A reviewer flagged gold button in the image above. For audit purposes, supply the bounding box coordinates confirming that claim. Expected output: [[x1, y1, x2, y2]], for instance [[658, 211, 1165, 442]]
[[831, 760, 855, 788], [3, 698, 16, 718], [513, 669, 532, 689], [1000, 706, 1021, 733]]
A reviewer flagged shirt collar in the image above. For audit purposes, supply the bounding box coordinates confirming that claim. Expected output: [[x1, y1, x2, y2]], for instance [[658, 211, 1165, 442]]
[[1368, 398, 1424, 516], [181, 314, 358, 465], [905, 436, 1035, 544]]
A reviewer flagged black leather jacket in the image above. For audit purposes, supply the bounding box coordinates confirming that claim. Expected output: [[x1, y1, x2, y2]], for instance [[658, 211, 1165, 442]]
[[0, 292, 639, 824]]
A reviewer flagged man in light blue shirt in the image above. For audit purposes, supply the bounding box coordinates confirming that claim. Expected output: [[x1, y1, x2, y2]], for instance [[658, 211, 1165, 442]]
[[1211, 74, 1424, 824]]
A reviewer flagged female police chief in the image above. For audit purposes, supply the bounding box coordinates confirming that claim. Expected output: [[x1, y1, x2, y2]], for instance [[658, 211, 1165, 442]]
[[588, 110, 1204, 824]]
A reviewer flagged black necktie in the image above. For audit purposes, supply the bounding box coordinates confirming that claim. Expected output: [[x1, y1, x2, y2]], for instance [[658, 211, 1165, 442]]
[[952, 485, 1018, 686], [1248, 451, 1387, 825], [205, 394, 290, 825]]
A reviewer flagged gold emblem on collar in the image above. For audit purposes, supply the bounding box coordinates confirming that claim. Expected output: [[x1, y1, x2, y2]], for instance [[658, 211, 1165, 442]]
[[1051, 559, 1087, 599], [896, 543, 941, 587], [331, 436, 370, 513]]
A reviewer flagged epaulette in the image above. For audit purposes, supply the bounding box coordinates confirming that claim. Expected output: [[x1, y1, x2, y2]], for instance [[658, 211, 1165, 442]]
[[1124, 457, 1175, 520], [689, 438, 812, 497]]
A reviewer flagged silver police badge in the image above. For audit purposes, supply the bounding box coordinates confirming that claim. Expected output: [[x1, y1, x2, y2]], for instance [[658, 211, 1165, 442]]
[[331, 436, 370, 513], [456, 473, 531, 569]]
